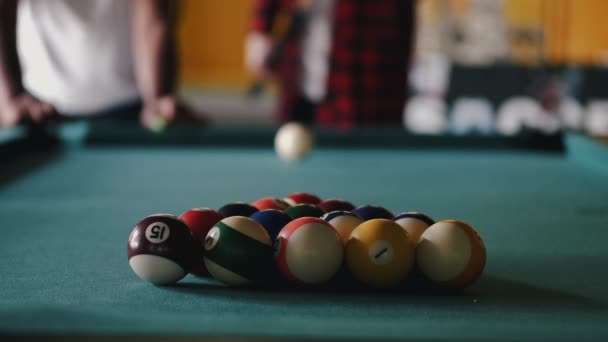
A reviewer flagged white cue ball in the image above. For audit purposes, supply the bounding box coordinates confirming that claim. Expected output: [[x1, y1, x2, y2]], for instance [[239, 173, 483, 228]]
[[274, 122, 314, 161]]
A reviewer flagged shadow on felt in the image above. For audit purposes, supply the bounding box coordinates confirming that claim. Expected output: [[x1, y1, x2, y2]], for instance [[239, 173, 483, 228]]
[[162, 273, 607, 314]]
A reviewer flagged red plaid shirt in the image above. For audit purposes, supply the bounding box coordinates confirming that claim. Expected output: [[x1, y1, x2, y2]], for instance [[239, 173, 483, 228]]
[[252, 0, 415, 128]]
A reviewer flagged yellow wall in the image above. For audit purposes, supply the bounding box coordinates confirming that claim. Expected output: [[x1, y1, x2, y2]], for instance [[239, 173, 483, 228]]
[[506, 0, 608, 64], [178, 0, 253, 87], [177, 0, 608, 87], [504, 0, 544, 64], [505, 0, 544, 26], [560, 0, 608, 64]]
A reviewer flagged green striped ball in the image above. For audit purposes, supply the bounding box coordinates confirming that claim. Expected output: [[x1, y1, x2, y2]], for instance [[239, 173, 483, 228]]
[[203, 216, 273, 285]]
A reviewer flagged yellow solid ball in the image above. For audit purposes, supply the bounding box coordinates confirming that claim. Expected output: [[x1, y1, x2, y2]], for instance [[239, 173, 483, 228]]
[[345, 219, 415, 288]]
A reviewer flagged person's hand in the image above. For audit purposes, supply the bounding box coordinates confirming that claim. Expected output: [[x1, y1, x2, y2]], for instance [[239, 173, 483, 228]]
[[140, 95, 202, 131], [0, 93, 56, 128], [245, 32, 273, 80]]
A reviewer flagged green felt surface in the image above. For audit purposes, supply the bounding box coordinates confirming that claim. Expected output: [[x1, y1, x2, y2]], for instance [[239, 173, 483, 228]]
[[1, 127, 607, 341]]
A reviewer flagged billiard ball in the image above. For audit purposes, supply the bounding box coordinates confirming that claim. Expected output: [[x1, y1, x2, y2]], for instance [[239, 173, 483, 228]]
[[252, 197, 291, 211], [250, 209, 293, 240], [127, 214, 197, 285], [416, 220, 486, 289], [274, 122, 314, 161], [147, 115, 168, 134], [318, 199, 356, 213], [218, 202, 259, 217], [203, 216, 273, 285], [285, 204, 325, 219], [179, 208, 224, 276], [345, 219, 414, 288], [283, 192, 322, 206], [320, 211, 364, 246], [275, 217, 343, 285], [351, 205, 394, 221], [393, 212, 435, 245]]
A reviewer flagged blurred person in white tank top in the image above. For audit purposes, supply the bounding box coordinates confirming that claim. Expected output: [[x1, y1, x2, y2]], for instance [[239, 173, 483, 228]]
[[0, 0, 189, 129]]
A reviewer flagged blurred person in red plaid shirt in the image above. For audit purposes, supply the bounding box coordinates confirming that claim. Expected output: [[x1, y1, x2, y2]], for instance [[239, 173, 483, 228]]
[[246, 0, 415, 129]]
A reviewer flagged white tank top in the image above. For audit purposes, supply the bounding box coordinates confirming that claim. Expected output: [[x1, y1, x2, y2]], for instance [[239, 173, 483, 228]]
[[17, 0, 139, 115], [300, 0, 335, 103]]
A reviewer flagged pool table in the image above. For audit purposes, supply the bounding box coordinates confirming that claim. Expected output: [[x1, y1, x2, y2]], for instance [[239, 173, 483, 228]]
[[1, 123, 607, 341]]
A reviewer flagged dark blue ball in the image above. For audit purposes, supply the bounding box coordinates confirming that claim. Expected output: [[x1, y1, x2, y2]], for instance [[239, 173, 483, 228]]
[[351, 205, 394, 221], [218, 202, 259, 217], [393, 212, 435, 226], [250, 209, 293, 240]]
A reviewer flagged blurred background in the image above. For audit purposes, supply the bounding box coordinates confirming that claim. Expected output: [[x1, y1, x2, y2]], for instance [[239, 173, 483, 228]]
[[178, 0, 608, 135]]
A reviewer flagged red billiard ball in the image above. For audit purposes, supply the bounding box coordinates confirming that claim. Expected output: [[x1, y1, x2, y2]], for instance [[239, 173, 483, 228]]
[[283, 192, 322, 206], [275, 217, 343, 286], [318, 199, 356, 213], [127, 214, 197, 285], [252, 197, 291, 211], [179, 208, 224, 276]]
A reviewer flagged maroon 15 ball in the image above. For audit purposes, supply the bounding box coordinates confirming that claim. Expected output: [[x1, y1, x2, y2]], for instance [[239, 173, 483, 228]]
[[127, 214, 197, 285]]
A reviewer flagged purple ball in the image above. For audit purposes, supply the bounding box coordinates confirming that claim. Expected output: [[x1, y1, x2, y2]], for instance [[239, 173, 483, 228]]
[[351, 205, 394, 221]]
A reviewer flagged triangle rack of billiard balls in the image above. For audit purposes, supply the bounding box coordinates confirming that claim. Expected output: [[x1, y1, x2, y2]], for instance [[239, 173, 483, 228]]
[[127, 192, 486, 291]]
